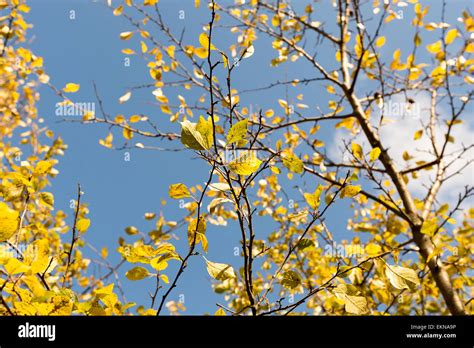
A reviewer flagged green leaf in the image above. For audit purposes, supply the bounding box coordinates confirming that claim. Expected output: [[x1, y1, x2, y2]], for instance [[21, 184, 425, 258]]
[[280, 270, 301, 289], [228, 151, 262, 175], [227, 119, 248, 146], [282, 152, 304, 174], [385, 264, 420, 290], [204, 257, 236, 281], [180, 116, 214, 150], [168, 183, 191, 199], [125, 266, 150, 281], [297, 238, 315, 250]]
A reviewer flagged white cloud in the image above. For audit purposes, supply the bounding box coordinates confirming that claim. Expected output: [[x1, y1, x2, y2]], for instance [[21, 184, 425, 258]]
[[329, 91, 473, 210]]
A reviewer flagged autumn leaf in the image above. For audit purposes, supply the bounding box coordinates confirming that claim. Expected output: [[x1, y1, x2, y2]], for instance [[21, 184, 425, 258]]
[[333, 283, 369, 314], [280, 270, 301, 289], [351, 142, 363, 160], [63, 83, 80, 93], [282, 151, 304, 174], [120, 31, 134, 40], [228, 151, 262, 175], [168, 183, 191, 199], [214, 308, 226, 316], [76, 218, 91, 233], [414, 129, 423, 140], [385, 264, 420, 290], [296, 238, 315, 250], [180, 116, 214, 150], [304, 185, 323, 210], [204, 257, 236, 281], [126, 266, 150, 281], [340, 185, 361, 198], [369, 147, 381, 162], [445, 29, 458, 45], [226, 119, 248, 146], [188, 216, 207, 251], [0, 202, 19, 242]]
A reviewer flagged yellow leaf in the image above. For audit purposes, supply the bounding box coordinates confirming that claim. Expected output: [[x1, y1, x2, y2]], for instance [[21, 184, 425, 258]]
[[161, 105, 172, 115], [180, 116, 214, 150], [129, 115, 141, 123], [204, 257, 236, 281], [445, 29, 458, 45], [304, 185, 323, 210], [113, 5, 123, 16], [4, 258, 30, 275], [282, 151, 304, 174], [221, 53, 229, 68], [421, 218, 437, 236], [228, 151, 262, 175], [141, 41, 148, 54], [0, 202, 19, 242], [99, 133, 113, 148], [369, 147, 381, 162], [341, 185, 361, 198], [121, 48, 135, 55], [333, 284, 369, 314], [280, 270, 301, 289], [414, 129, 423, 140], [120, 31, 134, 40], [375, 36, 386, 47], [194, 47, 209, 59], [385, 264, 420, 290], [39, 192, 54, 208], [168, 183, 191, 199], [365, 243, 381, 256], [351, 142, 363, 160], [426, 40, 442, 54], [36, 160, 53, 174], [326, 85, 335, 94], [123, 127, 133, 140], [188, 216, 207, 249], [76, 218, 91, 233], [166, 45, 176, 59], [63, 83, 80, 93], [198, 33, 216, 50], [214, 308, 226, 316], [227, 119, 248, 145], [126, 266, 149, 281]]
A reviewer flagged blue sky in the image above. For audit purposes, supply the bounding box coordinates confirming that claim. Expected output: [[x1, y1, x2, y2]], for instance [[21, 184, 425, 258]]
[[24, 0, 472, 314]]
